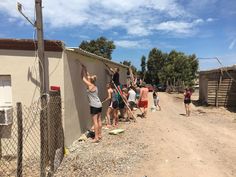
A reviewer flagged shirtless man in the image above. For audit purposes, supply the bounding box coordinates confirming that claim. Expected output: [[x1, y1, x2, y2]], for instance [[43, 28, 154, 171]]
[[138, 82, 149, 118]]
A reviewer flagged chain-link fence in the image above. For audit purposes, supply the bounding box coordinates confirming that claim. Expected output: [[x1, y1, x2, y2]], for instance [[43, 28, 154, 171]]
[[0, 105, 18, 177], [0, 90, 64, 177]]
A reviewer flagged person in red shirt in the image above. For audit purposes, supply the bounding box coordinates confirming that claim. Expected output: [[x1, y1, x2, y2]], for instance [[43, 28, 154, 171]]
[[184, 88, 192, 117], [138, 82, 149, 118]]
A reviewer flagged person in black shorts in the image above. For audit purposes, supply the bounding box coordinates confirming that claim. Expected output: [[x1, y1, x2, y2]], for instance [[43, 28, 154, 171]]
[[184, 88, 192, 117], [81, 64, 102, 142]]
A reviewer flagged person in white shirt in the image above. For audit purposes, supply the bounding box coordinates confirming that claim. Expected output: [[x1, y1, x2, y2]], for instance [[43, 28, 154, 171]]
[[127, 86, 136, 119]]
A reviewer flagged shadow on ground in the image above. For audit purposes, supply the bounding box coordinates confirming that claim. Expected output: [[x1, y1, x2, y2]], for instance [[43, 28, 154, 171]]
[[191, 99, 209, 107], [226, 107, 236, 113], [192, 99, 236, 113]]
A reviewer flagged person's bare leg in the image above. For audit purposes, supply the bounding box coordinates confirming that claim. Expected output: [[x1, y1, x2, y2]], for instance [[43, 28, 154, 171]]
[[113, 109, 119, 127], [188, 104, 191, 116], [144, 107, 147, 118], [106, 108, 112, 128], [115, 109, 119, 126], [124, 107, 128, 120], [185, 104, 188, 116], [154, 100, 157, 110], [92, 114, 99, 142], [127, 107, 131, 119], [157, 101, 161, 111], [112, 109, 115, 126], [140, 107, 144, 117], [98, 113, 102, 139]]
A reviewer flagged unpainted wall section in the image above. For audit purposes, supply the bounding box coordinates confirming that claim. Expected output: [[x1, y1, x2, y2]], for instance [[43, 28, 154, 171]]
[[0, 49, 64, 107], [63, 51, 127, 146], [199, 74, 208, 103]]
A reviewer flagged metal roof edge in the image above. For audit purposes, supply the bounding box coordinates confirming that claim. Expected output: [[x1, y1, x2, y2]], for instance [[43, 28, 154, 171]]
[[65, 47, 129, 69], [199, 65, 236, 74], [0, 38, 65, 52]]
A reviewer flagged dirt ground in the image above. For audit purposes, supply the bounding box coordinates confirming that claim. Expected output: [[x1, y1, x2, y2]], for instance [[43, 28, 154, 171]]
[[125, 92, 236, 177], [56, 92, 236, 177]]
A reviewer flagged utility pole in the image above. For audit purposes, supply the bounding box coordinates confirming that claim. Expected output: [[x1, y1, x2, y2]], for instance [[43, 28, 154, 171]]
[[17, 1, 49, 176], [35, 0, 49, 176], [35, 0, 49, 94]]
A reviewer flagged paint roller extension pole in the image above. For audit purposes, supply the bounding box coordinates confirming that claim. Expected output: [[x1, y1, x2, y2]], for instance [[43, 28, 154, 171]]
[[102, 62, 137, 121]]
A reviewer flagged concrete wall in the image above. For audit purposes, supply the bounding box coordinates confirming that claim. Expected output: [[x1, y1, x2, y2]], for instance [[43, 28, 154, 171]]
[[63, 50, 127, 146], [0, 49, 64, 107], [0, 48, 128, 146]]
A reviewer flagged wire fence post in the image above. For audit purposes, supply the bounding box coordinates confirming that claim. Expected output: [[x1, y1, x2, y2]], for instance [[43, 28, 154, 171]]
[[17, 102, 23, 177], [48, 89, 64, 176], [0, 138, 2, 159], [40, 96, 48, 177]]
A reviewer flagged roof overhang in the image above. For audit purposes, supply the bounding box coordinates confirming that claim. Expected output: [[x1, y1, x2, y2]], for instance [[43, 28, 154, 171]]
[[199, 65, 236, 74], [0, 38, 64, 52], [66, 47, 129, 69]]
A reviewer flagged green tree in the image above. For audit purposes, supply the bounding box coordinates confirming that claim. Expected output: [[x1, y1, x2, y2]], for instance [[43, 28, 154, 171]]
[[140, 55, 146, 79], [79, 36, 116, 60], [146, 48, 166, 85], [143, 48, 198, 90], [121, 60, 137, 74], [159, 50, 198, 88]]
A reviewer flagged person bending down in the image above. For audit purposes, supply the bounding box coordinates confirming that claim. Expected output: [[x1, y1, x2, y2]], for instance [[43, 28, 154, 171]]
[[81, 64, 102, 143]]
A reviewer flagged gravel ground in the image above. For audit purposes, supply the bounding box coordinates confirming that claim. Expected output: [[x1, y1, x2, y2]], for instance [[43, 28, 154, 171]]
[[55, 119, 149, 177]]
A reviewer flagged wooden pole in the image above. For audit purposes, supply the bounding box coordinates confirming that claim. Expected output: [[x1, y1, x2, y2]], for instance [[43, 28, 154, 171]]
[[35, 0, 49, 176], [216, 70, 223, 107], [17, 103, 23, 177], [0, 137, 2, 159]]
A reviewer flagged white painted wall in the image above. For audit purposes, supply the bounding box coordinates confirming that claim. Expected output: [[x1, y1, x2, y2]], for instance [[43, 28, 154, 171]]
[[0, 49, 64, 107]]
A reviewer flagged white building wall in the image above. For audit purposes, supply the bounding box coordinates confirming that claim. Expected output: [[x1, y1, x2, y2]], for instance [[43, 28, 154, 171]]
[[0, 49, 64, 107]]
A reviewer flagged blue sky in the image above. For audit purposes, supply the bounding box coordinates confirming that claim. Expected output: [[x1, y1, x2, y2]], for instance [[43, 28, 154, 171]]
[[0, 0, 236, 70]]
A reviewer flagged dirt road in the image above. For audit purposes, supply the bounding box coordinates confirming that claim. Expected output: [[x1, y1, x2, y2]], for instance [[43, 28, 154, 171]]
[[127, 92, 236, 177], [56, 92, 236, 177]]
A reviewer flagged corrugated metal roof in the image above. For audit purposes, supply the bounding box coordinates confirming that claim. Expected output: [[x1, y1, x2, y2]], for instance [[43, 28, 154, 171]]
[[66, 47, 129, 69], [0, 38, 64, 52], [0, 38, 129, 69], [199, 65, 236, 74]]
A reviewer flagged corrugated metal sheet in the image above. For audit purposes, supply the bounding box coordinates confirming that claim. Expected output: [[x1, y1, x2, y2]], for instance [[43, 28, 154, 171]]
[[200, 67, 236, 107]]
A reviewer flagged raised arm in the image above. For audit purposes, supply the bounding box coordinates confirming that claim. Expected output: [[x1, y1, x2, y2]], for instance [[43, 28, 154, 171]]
[[110, 67, 115, 74], [81, 65, 93, 88]]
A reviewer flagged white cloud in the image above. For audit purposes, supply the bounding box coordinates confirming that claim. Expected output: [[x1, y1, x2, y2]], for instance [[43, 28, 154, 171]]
[[152, 19, 204, 35], [206, 18, 214, 22], [115, 40, 151, 49], [0, 0, 205, 37], [229, 39, 236, 50]]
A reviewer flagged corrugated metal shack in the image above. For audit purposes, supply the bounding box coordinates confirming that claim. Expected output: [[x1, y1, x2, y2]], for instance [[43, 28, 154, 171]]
[[199, 65, 236, 107]]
